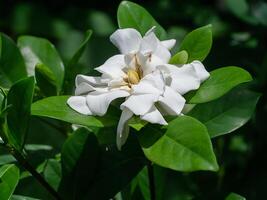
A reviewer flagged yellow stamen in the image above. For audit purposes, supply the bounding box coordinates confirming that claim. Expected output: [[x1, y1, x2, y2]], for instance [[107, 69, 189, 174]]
[[127, 69, 140, 85]]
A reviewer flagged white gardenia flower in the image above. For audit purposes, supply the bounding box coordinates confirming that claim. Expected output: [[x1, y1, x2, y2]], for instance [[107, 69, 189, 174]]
[[67, 27, 210, 149]]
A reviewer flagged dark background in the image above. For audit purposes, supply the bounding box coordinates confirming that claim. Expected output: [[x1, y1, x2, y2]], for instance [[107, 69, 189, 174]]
[[1, 0, 267, 199]]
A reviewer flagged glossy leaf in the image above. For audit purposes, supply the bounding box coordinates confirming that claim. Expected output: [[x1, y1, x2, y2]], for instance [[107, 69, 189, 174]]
[[169, 50, 188, 64], [0, 164, 20, 200], [17, 36, 64, 91], [117, 1, 167, 39], [189, 88, 260, 137], [59, 127, 100, 200], [11, 195, 40, 200], [140, 116, 218, 172], [31, 96, 118, 128], [7, 77, 35, 149], [179, 25, 212, 62], [225, 193, 246, 200], [0, 33, 27, 88], [43, 159, 61, 190], [186, 66, 252, 104]]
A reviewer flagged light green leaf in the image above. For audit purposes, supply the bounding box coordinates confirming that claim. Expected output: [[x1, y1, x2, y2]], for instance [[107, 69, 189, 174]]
[[0, 155, 16, 165], [169, 50, 188, 64], [189, 88, 260, 137], [225, 192, 246, 200], [0, 33, 27, 88], [44, 159, 61, 190], [128, 116, 147, 131], [17, 36, 64, 91], [31, 96, 118, 128], [140, 116, 218, 172], [179, 25, 212, 62], [35, 63, 58, 96], [0, 164, 20, 200], [117, 1, 167, 39], [7, 77, 35, 149], [186, 66, 252, 104]]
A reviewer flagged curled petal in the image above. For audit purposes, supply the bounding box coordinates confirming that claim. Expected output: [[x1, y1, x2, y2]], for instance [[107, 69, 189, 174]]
[[116, 108, 133, 150], [191, 60, 210, 81], [141, 106, 167, 125], [158, 86, 186, 115], [161, 39, 176, 50], [76, 75, 108, 87], [67, 96, 92, 115], [86, 90, 129, 116], [110, 28, 142, 54]]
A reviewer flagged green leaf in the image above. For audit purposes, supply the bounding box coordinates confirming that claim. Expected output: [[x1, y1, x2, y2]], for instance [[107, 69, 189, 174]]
[[11, 195, 40, 200], [128, 116, 147, 131], [31, 96, 118, 128], [225, 193, 246, 200], [0, 164, 20, 200], [17, 36, 64, 92], [7, 77, 35, 149], [169, 50, 188, 64], [35, 63, 58, 96], [140, 116, 218, 172], [64, 30, 92, 94], [0, 155, 16, 165], [59, 127, 100, 200], [117, 1, 167, 39], [0, 33, 27, 88], [43, 159, 61, 190], [179, 25, 212, 62], [186, 66, 253, 104], [189, 88, 260, 137]]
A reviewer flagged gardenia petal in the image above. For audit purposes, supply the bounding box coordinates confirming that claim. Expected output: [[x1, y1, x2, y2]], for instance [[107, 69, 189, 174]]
[[76, 75, 109, 87], [110, 28, 142, 54], [158, 86, 186, 115], [116, 108, 133, 150], [95, 54, 126, 79], [140, 106, 167, 125], [67, 96, 92, 115], [161, 39, 176, 50], [86, 90, 130, 116], [191, 60, 210, 81]]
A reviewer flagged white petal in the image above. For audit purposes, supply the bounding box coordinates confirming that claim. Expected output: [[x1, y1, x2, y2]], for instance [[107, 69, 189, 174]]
[[121, 94, 157, 115], [153, 44, 171, 63], [191, 60, 210, 82], [95, 55, 126, 78], [141, 106, 167, 125], [158, 86, 186, 115], [67, 96, 92, 115], [141, 30, 158, 53], [86, 90, 129, 116], [76, 75, 108, 87], [110, 28, 142, 54], [161, 39, 176, 50], [142, 54, 164, 76], [75, 82, 108, 95], [116, 108, 133, 150]]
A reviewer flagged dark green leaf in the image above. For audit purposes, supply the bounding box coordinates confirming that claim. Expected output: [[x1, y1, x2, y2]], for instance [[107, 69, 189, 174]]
[[189, 88, 260, 137], [44, 159, 61, 190], [225, 193, 246, 200], [169, 50, 188, 64], [186, 66, 252, 104], [35, 63, 58, 96], [11, 195, 40, 200], [0, 164, 20, 200], [140, 116, 218, 172], [117, 1, 167, 39], [17, 36, 64, 92], [7, 77, 35, 149], [179, 25, 212, 62], [31, 96, 118, 128], [0, 33, 27, 88], [59, 128, 99, 200]]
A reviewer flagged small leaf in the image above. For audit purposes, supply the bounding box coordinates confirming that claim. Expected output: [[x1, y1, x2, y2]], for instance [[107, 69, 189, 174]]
[[17, 36, 65, 92], [140, 116, 218, 172], [117, 1, 167, 39], [31, 96, 118, 128], [44, 159, 61, 190], [35, 63, 58, 96], [186, 66, 252, 104], [7, 77, 35, 149], [225, 193, 246, 200], [0, 33, 27, 88], [179, 25, 212, 62], [128, 116, 147, 131], [0, 164, 20, 200], [169, 50, 188, 64], [189, 88, 260, 137]]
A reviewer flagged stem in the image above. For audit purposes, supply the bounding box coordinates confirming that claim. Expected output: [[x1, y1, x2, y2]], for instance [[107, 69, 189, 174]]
[[9, 147, 62, 200], [147, 162, 156, 200]]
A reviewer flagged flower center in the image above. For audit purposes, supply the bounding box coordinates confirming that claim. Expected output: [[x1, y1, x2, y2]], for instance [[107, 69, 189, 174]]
[[127, 69, 140, 84]]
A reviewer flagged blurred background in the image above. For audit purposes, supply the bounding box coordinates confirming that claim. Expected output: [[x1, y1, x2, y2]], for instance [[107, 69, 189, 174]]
[[1, 0, 267, 199]]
